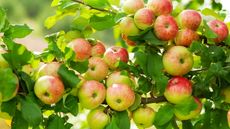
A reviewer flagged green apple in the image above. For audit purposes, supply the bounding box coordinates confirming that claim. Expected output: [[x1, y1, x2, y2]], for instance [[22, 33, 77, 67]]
[[87, 106, 110, 129], [0, 49, 9, 68], [119, 17, 140, 36], [78, 80, 106, 109], [132, 106, 156, 128], [222, 87, 230, 103], [37, 62, 61, 78], [34, 76, 65, 104]]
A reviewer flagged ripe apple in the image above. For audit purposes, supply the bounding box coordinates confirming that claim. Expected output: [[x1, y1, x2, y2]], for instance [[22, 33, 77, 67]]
[[87, 106, 110, 129], [106, 71, 136, 89], [91, 41, 106, 57], [37, 62, 61, 78], [164, 76, 192, 104], [0, 49, 9, 68], [163, 46, 194, 76], [104, 46, 129, 70], [34, 76, 65, 104], [78, 80, 106, 109], [132, 106, 156, 128], [154, 15, 178, 41], [68, 38, 92, 61], [119, 17, 140, 36], [178, 10, 202, 30], [228, 110, 230, 127], [147, 0, 173, 16], [207, 20, 229, 43], [121, 34, 136, 46], [84, 57, 109, 81], [134, 8, 155, 30], [175, 29, 199, 47], [221, 87, 230, 103], [106, 84, 135, 111], [174, 97, 202, 120], [122, 0, 144, 14]]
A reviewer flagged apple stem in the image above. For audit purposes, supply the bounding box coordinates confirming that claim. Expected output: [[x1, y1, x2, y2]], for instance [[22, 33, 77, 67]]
[[141, 96, 167, 104]]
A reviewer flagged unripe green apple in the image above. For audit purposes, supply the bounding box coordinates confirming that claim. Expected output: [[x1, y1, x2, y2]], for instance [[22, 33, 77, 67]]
[[147, 0, 173, 16], [87, 106, 110, 129], [164, 76, 192, 104], [163, 46, 194, 76], [222, 87, 230, 103], [0, 49, 9, 68], [106, 84, 135, 111], [134, 8, 155, 30], [174, 97, 202, 120], [132, 106, 156, 128], [119, 17, 140, 36], [78, 80, 106, 109], [175, 29, 199, 47], [34, 76, 65, 104], [37, 62, 61, 78], [122, 0, 144, 14]]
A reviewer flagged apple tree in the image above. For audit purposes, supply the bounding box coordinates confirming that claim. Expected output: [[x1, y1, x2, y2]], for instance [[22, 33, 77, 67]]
[[0, 0, 230, 129]]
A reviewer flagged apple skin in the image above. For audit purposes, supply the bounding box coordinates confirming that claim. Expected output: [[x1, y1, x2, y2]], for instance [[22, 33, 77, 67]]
[[178, 10, 202, 30], [163, 46, 194, 76], [147, 0, 173, 16], [78, 80, 106, 109], [121, 34, 136, 46], [134, 8, 155, 30], [106, 84, 135, 111], [132, 106, 156, 128], [37, 62, 61, 78], [0, 49, 9, 68], [122, 0, 144, 14], [34, 76, 65, 104], [104, 46, 129, 70], [91, 41, 106, 57], [228, 110, 230, 127], [207, 20, 229, 43], [87, 106, 110, 129], [174, 97, 202, 120], [119, 17, 140, 36], [154, 15, 178, 41], [175, 29, 199, 47], [68, 38, 92, 61], [84, 57, 109, 81], [164, 76, 192, 104], [221, 87, 230, 103]]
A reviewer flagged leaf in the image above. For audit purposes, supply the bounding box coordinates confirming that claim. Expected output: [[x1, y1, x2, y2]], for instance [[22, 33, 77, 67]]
[[174, 97, 198, 116], [4, 24, 32, 39], [134, 51, 147, 73], [201, 8, 224, 21], [182, 120, 193, 129], [63, 95, 79, 116], [83, 0, 108, 9], [11, 110, 29, 129], [51, 0, 60, 7], [147, 53, 163, 78], [154, 104, 174, 126], [105, 116, 120, 129], [143, 31, 164, 46], [0, 7, 6, 31], [69, 60, 88, 74], [90, 14, 116, 30], [72, 16, 89, 31], [1, 98, 17, 118], [47, 115, 65, 129], [203, 20, 217, 39], [20, 96, 42, 127], [114, 111, 130, 129]]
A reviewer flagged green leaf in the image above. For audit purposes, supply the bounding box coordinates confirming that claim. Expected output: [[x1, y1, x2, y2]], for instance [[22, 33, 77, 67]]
[[203, 20, 217, 39], [47, 115, 65, 129], [0, 7, 7, 31], [4, 24, 32, 39], [134, 51, 147, 73], [72, 16, 89, 31], [182, 120, 193, 129], [114, 111, 130, 129], [1, 98, 17, 118], [90, 14, 116, 31], [154, 104, 174, 126], [20, 96, 42, 127], [69, 60, 88, 74], [12, 110, 29, 129], [202, 8, 224, 21], [105, 116, 120, 129], [147, 53, 163, 78], [83, 0, 108, 9], [174, 97, 198, 116], [51, 0, 60, 7], [63, 95, 79, 116], [143, 31, 164, 46]]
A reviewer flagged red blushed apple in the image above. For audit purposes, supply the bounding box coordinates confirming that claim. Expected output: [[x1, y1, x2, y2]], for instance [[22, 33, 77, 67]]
[[104, 46, 129, 70], [37, 62, 61, 78], [147, 0, 173, 16], [178, 10, 202, 31], [175, 29, 199, 47], [68, 38, 92, 61], [119, 17, 140, 36], [154, 15, 178, 41], [164, 76, 192, 104], [0, 49, 9, 68], [228, 110, 230, 127], [221, 87, 230, 103], [134, 8, 155, 30], [84, 57, 109, 81], [122, 0, 144, 14], [174, 97, 202, 120], [106, 84, 135, 111], [121, 34, 136, 46], [132, 106, 156, 128], [163, 46, 194, 76], [78, 80, 106, 109], [91, 41, 106, 57], [208, 20, 229, 43], [34, 76, 65, 104]]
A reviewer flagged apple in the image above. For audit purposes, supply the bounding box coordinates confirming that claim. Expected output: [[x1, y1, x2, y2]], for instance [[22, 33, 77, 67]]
[[84, 57, 109, 81], [129, 94, 141, 111], [119, 17, 140, 36], [78, 80, 106, 109], [106, 84, 135, 111], [164, 76, 192, 104], [163, 46, 194, 76], [154, 15, 178, 41], [91, 41, 106, 57], [34, 76, 65, 104], [87, 106, 110, 129], [228, 110, 230, 127], [134, 8, 155, 30], [132, 106, 156, 128], [104, 46, 129, 70], [37, 62, 61, 78], [121, 34, 136, 46], [122, 0, 144, 14], [207, 20, 229, 43], [147, 0, 173, 16], [221, 87, 230, 103], [0, 49, 9, 68], [178, 10, 202, 30], [68, 38, 92, 61], [174, 97, 202, 120], [175, 29, 199, 47], [106, 71, 136, 89]]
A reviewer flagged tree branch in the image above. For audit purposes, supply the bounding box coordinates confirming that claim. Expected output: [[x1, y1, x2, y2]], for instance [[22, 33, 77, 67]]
[[141, 96, 167, 104]]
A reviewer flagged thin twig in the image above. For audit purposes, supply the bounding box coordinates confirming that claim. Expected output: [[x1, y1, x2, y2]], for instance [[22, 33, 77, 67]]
[[141, 96, 167, 104]]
